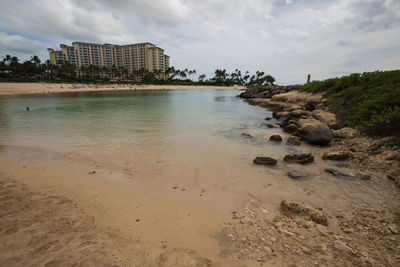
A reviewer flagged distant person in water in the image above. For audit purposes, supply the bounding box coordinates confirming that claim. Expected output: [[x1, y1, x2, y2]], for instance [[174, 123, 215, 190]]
[[26, 107, 30, 112]]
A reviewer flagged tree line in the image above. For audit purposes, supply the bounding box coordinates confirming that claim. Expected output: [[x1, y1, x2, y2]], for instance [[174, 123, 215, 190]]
[[1, 54, 275, 86]]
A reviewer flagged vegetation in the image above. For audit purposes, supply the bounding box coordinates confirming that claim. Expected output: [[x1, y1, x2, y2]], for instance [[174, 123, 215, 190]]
[[1, 54, 275, 87], [299, 70, 400, 137]]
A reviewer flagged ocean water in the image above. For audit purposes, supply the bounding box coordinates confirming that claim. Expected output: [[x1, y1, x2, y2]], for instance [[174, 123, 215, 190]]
[[0, 90, 279, 153], [0, 89, 315, 204], [1, 89, 387, 214]]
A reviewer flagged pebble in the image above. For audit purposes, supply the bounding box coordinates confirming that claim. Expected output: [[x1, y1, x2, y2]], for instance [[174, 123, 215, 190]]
[[388, 224, 398, 234]]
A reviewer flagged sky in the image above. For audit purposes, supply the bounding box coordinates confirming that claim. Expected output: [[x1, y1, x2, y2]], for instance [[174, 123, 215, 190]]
[[0, 0, 399, 84]]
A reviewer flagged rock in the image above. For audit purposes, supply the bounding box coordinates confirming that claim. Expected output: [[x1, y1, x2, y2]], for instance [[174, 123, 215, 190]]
[[304, 101, 320, 111], [287, 170, 313, 180], [333, 240, 353, 254], [267, 124, 276, 128], [264, 116, 272, 120], [311, 110, 338, 129], [287, 136, 302, 146], [325, 168, 355, 180], [283, 124, 298, 134], [253, 157, 278, 166], [388, 224, 398, 234], [333, 127, 358, 138], [283, 153, 314, 164], [280, 200, 328, 226], [275, 111, 291, 119], [314, 103, 325, 110], [298, 118, 333, 145], [269, 135, 283, 142], [322, 152, 351, 161], [291, 109, 308, 117], [241, 133, 254, 138], [357, 172, 371, 180], [367, 142, 383, 155]]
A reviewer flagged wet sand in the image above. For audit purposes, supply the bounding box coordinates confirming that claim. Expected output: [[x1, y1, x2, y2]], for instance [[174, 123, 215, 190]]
[[0, 83, 244, 95]]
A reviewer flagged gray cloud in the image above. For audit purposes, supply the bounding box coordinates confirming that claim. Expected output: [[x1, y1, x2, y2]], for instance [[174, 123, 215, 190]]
[[0, 0, 399, 84], [0, 32, 43, 55]]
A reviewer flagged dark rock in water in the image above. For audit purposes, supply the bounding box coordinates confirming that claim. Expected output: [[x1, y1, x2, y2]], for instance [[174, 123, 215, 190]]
[[281, 200, 328, 226], [322, 152, 351, 161], [267, 124, 277, 128], [241, 133, 254, 138], [284, 124, 298, 134], [287, 170, 313, 180], [283, 153, 314, 164], [325, 168, 355, 180], [287, 136, 302, 145], [298, 118, 333, 145], [265, 116, 273, 120], [270, 135, 283, 142], [253, 157, 278, 166]]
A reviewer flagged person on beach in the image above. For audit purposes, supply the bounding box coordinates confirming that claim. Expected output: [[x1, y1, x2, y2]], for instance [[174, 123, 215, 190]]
[[26, 107, 30, 112]]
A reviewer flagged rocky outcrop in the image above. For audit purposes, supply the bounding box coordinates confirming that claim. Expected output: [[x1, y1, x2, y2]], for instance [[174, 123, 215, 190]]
[[311, 110, 339, 129], [298, 118, 333, 145], [280, 200, 328, 226], [253, 157, 278, 166], [283, 153, 314, 164]]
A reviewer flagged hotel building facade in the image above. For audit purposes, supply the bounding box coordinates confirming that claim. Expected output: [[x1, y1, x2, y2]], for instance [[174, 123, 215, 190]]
[[48, 42, 170, 80]]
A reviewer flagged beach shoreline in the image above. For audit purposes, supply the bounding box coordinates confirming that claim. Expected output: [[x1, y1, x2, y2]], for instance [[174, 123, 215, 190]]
[[0, 82, 245, 95]]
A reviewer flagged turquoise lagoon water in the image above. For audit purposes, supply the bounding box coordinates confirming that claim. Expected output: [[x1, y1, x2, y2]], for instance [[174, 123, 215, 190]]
[[0, 90, 275, 153], [0, 89, 305, 196]]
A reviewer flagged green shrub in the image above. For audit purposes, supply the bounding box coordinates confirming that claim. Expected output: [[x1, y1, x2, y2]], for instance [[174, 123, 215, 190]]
[[299, 70, 400, 137]]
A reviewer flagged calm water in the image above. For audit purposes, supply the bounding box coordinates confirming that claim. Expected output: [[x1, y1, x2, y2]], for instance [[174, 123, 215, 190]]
[[0, 89, 311, 200], [0, 90, 275, 153], [1, 89, 382, 213]]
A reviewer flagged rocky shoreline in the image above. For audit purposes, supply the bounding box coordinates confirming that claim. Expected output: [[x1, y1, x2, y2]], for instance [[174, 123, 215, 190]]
[[239, 86, 400, 187], [219, 86, 400, 266]]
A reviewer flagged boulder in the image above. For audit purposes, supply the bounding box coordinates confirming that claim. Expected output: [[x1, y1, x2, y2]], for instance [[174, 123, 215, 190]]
[[283, 124, 298, 134], [283, 153, 314, 164], [280, 200, 328, 226], [253, 157, 278, 166], [311, 110, 338, 129], [304, 101, 320, 111], [269, 135, 283, 142], [291, 109, 308, 117], [333, 127, 358, 138], [298, 118, 333, 145], [322, 152, 351, 161], [287, 136, 302, 145]]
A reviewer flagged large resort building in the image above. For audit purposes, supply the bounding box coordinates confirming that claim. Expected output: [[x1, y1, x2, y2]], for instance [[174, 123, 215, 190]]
[[48, 42, 170, 80]]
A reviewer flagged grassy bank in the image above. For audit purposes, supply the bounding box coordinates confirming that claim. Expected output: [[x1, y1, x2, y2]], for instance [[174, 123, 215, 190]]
[[299, 70, 400, 137]]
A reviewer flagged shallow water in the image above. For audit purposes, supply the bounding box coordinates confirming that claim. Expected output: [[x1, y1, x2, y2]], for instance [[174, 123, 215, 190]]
[[0, 89, 393, 214]]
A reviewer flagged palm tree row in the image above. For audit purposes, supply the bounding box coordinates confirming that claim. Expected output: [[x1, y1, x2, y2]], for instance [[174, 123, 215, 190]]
[[1, 54, 275, 86]]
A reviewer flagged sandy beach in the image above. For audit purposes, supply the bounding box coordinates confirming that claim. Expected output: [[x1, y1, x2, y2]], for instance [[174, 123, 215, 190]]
[[0, 82, 245, 95], [1, 87, 399, 266]]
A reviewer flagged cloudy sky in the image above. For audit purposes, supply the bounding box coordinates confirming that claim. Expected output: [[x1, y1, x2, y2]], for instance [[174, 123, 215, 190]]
[[0, 0, 399, 84]]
